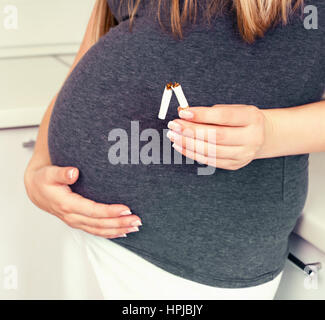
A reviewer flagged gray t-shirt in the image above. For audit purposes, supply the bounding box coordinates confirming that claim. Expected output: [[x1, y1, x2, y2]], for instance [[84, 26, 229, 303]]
[[48, 0, 325, 288]]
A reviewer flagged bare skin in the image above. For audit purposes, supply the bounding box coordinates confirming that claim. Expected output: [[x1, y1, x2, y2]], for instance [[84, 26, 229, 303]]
[[167, 101, 325, 169]]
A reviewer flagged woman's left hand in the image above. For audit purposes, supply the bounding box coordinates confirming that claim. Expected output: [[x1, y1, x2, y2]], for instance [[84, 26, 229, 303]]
[[166, 104, 272, 170]]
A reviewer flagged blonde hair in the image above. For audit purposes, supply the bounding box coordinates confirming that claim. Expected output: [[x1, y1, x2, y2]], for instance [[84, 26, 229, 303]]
[[91, 0, 304, 44]]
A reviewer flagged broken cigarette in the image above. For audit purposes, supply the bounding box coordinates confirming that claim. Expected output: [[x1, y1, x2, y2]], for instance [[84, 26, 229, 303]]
[[158, 82, 190, 120], [158, 82, 174, 120], [171, 82, 189, 111]]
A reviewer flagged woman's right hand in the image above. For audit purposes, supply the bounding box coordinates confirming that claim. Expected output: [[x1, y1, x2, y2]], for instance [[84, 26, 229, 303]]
[[24, 165, 142, 238]]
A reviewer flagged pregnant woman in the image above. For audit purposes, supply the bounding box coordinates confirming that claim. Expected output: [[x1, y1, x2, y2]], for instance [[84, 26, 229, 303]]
[[24, 0, 325, 299]]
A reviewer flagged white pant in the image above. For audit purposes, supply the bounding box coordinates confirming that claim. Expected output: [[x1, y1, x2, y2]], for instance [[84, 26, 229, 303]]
[[68, 227, 283, 300]]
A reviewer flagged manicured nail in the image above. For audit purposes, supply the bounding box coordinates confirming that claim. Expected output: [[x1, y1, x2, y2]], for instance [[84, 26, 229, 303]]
[[118, 234, 127, 237], [167, 121, 182, 132], [120, 210, 132, 215], [172, 143, 183, 153], [68, 168, 76, 180], [166, 130, 178, 140], [128, 227, 139, 232], [179, 110, 194, 119], [131, 220, 142, 227]]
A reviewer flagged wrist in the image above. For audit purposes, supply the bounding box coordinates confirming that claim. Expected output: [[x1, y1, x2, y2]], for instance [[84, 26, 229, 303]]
[[25, 152, 50, 182], [29, 150, 51, 169], [255, 109, 277, 159]]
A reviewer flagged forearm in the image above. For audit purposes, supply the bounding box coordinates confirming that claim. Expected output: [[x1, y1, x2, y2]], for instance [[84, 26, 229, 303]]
[[257, 100, 325, 158], [26, 93, 58, 172]]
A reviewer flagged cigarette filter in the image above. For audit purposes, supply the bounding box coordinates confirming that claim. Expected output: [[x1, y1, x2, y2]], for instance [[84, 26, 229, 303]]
[[158, 82, 173, 120], [171, 82, 189, 110]]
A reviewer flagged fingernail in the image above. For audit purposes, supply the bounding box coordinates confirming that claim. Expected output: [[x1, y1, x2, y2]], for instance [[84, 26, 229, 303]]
[[128, 227, 139, 232], [179, 110, 194, 119], [120, 210, 132, 215], [131, 220, 142, 227], [68, 168, 76, 180], [166, 130, 178, 140], [172, 143, 183, 153], [118, 234, 127, 238], [167, 121, 182, 132]]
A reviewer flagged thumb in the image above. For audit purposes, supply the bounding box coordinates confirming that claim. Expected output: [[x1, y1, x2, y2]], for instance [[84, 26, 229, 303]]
[[45, 166, 79, 185]]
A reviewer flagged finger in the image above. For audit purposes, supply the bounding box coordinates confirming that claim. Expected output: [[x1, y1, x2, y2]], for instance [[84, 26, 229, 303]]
[[43, 165, 79, 185], [172, 142, 241, 170], [167, 120, 246, 145], [178, 104, 258, 126], [65, 213, 142, 229], [167, 130, 244, 160], [78, 224, 140, 239], [62, 192, 132, 218]]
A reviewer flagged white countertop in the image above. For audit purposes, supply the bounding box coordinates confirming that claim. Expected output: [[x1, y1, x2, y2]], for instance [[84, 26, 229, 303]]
[[294, 152, 325, 253]]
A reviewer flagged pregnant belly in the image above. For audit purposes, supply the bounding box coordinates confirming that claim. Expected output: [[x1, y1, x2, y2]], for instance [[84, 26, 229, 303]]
[[48, 20, 307, 276]]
